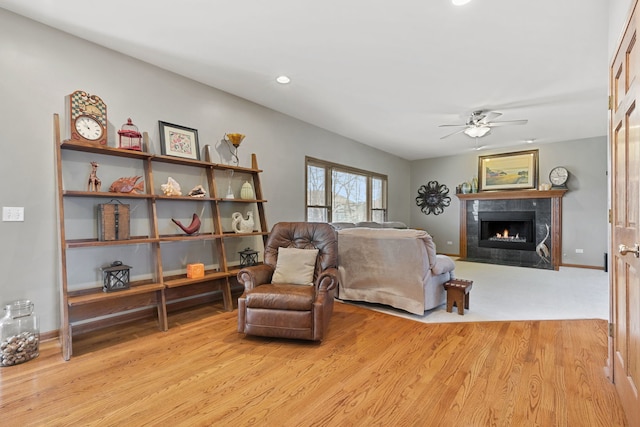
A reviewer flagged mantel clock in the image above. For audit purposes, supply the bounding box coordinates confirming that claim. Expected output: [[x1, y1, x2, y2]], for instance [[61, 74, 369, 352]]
[[549, 166, 569, 189], [66, 90, 108, 145]]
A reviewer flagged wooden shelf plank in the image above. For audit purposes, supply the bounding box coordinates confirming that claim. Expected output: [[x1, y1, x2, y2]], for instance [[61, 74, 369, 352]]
[[164, 271, 229, 288], [222, 231, 269, 238], [158, 233, 221, 242], [218, 198, 268, 203], [211, 163, 263, 173], [68, 282, 164, 306], [61, 139, 152, 159], [155, 195, 215, 201], [152, 155, 212, 168], [66, 237, 157, 248], [63, 190, 152, 199]]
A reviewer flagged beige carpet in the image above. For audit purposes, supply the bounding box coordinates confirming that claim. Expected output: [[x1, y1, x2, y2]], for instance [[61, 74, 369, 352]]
[[338, 260, 609, 323]]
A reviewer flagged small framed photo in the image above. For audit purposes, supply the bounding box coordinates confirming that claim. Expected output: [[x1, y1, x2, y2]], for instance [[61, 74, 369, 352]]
[[158, 121, 200, 160], [478, 149, 538, 191]]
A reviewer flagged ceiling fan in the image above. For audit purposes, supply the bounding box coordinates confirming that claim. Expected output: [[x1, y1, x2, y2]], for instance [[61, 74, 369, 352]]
[[439, 111, 528, 139]]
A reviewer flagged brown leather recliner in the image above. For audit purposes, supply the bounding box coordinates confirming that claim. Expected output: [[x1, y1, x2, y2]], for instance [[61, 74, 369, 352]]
[[237, 222, 339, 341]]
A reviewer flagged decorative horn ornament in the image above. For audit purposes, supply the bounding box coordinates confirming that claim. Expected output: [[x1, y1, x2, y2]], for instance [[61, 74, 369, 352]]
[[172, 213, 201, 235]]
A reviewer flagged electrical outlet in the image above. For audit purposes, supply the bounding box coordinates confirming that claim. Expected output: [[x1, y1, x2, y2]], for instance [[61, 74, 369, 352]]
[[2, 207, 24, 222], [447, 241, 453, 245], [575, 248, 584, 254]]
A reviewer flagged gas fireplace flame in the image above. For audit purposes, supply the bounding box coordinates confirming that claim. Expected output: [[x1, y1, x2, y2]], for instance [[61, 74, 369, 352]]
[[495, 229, 520, 240]]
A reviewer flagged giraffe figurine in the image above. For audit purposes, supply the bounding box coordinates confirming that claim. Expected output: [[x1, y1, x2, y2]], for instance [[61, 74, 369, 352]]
[[88, 161, 101, 192]]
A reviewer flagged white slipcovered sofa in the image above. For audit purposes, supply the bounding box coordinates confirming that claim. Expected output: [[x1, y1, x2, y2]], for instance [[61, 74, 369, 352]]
[[336, 227, 455, 315]]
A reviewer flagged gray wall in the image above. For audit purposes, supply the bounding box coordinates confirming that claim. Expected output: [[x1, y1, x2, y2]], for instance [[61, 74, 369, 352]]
[[0, 10, 411, 333], [410, 137, 608, 267], [609, 0, 634, 58]]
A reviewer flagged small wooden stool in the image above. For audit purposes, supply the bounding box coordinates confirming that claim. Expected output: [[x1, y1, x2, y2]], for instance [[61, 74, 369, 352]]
[[444, 279, 473, 315]]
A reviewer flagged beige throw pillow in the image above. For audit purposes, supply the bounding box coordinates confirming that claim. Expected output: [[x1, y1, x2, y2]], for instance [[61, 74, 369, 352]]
[[272, 247, 319, 286]]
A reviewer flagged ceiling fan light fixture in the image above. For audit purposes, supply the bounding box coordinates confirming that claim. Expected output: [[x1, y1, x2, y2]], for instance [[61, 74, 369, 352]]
[[463, 126, 491, 138]]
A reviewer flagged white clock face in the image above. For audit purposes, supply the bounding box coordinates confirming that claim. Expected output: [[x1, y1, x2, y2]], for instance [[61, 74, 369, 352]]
[[75, 115, 103, 141], [550, 167, 568, 185]]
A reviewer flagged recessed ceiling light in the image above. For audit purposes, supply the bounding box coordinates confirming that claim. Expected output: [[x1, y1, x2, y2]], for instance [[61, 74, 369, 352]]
[[525, 139, 535, 144], [276, 75, 291, 84], [452, 0, 472, 5]]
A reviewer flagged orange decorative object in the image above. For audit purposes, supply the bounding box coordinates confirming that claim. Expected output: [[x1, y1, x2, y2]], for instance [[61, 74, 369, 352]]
[[186, 263, 205, 279]]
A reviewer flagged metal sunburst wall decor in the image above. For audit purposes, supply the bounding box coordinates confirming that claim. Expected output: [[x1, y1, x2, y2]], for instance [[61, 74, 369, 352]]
[[416, 181, 451, 215]]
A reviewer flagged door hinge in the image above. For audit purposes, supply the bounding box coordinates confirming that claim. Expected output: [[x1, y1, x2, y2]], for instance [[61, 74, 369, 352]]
[[608, 208, 612, 224], [608, 95, 613, 110], [609, 322, 614, 337]]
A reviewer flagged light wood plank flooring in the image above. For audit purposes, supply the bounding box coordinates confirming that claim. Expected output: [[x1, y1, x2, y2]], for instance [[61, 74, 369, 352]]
[[0, 302, 628, 426]]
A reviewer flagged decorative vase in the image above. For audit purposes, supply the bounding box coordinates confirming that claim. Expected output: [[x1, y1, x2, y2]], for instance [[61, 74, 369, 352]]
[[240, 181, 254, 200], [0, 300, 39, 366], [471, 177, 478, 193], [225, 170, 235, 199], [461, 182, 471, 194]]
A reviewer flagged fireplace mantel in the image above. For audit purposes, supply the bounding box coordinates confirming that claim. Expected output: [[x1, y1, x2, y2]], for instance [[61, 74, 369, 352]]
[[456, 189, 568, 200], [456, 189, 567, 270]]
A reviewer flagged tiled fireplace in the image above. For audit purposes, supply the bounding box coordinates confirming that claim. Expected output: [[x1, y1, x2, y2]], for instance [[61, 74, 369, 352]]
[[478, 210, 536, 251], [456, 190, 567, 270]]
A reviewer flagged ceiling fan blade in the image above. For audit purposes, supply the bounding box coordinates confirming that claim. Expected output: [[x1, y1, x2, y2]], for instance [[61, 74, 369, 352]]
[[440, 128, 467, 139], [480, 111, 502, 124], [487, 119, 528, 127], [438, 124, 468, 128]]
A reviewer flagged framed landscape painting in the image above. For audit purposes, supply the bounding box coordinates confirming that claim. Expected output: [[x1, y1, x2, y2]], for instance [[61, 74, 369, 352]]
[[478, 149, 538, 191]]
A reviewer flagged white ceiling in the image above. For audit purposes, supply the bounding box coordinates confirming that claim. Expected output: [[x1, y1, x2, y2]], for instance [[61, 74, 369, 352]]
[[0, 0, 610, 160]]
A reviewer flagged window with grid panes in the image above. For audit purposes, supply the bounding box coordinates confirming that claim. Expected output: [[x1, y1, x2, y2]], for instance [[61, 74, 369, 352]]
[[306, 157, 387, 223]]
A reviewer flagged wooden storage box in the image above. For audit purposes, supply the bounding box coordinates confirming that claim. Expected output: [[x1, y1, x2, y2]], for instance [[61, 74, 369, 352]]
[[97, 202, 130, 241]]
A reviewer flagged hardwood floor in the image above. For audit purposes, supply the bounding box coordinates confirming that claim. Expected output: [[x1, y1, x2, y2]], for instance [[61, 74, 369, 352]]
[[0, 301, 628, 426]]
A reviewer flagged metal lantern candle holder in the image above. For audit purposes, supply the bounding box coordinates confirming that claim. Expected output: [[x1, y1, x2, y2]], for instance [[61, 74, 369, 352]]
[[239, 247, 259, 267], [102, 261, 132, 292], [118, 118, 143, 151]]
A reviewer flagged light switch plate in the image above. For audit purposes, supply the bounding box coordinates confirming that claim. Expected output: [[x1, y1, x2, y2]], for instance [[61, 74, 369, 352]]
[[2, 207, 24, 222]]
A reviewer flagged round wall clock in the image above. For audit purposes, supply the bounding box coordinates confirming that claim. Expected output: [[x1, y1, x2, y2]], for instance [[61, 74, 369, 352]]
[[416, 181, 451, 215], [66, 90, 108, 145], [549, 166, 569, 189], [75, 115, 104, 141]]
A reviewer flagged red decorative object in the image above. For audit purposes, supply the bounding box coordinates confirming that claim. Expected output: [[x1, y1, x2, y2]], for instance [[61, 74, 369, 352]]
[[118, 118, 142, 151], [172, 213, 201, 235]]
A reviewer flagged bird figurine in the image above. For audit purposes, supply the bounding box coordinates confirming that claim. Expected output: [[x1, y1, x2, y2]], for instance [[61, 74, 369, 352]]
[[172, 213, 201, 235], [231, 212, 254, 234], [536, 224, 550, 263]]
